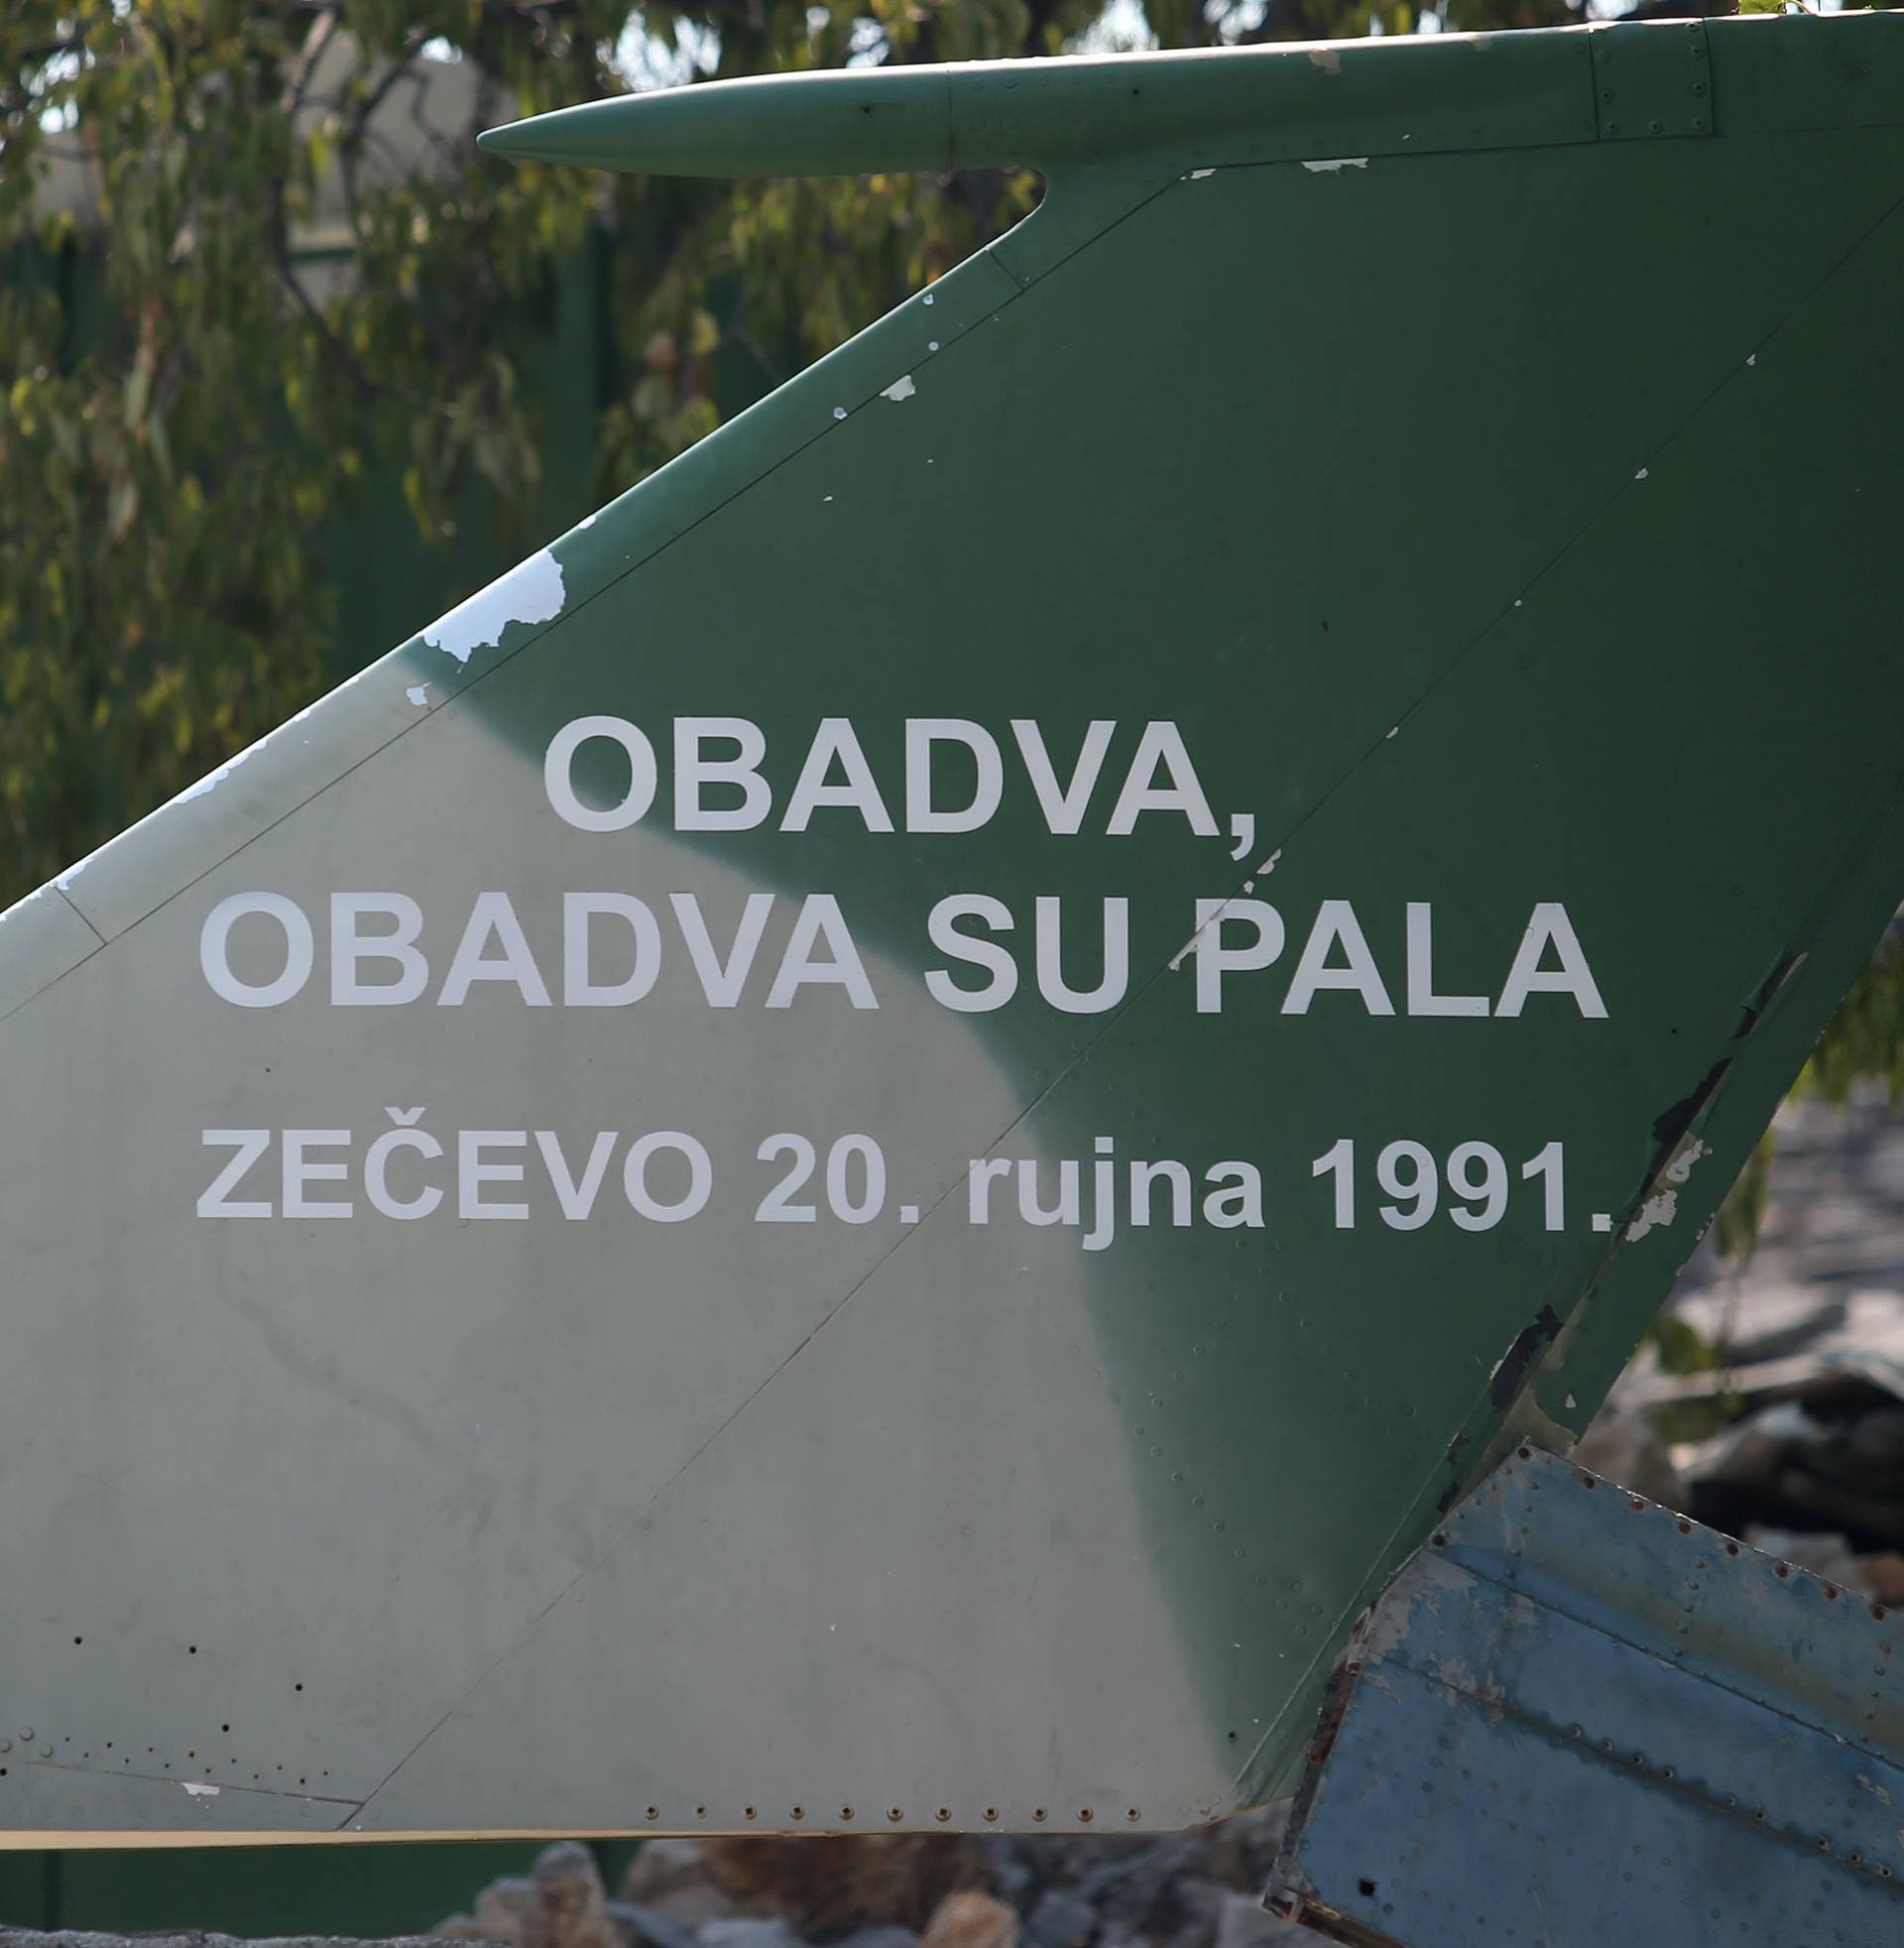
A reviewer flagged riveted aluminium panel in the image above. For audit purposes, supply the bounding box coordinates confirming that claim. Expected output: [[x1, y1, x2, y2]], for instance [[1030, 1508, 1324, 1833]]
[[2, 12, 1903, 1841], [1267, 1448, 1904, 1945]]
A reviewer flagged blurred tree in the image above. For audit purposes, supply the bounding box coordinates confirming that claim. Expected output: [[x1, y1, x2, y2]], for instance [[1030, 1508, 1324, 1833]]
[[0, 0, 1895, 1167], [1, 1, 616, 894], [0, 0, 1578, 901]]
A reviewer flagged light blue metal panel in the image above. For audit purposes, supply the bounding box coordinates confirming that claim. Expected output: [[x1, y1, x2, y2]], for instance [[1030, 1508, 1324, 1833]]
[[1268, 1447, 1904, 1945]]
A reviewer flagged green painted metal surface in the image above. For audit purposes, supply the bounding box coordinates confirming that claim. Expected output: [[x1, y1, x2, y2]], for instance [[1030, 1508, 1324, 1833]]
[[0, 1841, 592, 1938], [1, 11, 1902, 1842]]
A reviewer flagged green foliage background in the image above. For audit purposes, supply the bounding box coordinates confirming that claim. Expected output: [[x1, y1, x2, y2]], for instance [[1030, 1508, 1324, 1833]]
[[1, 0, 1897, 1223]]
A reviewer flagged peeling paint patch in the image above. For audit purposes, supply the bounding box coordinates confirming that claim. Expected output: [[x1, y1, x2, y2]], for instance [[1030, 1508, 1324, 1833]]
[[176, 744, 258, 805], [882, 374, 916, 403], [1308, 47, 1343, 72], [1625, 1138, 1710, 1242], [424, 549, 566, 666], [1302, 157, 1367, 173], [1625, 1187, 1679, 1242], [181, 1780, 220, 1798], [1167, 901, 1235, 973]]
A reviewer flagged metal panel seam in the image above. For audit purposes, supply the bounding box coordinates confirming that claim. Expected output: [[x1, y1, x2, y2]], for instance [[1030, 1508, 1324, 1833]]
[[54, 887, 105, 950], [1423, 1539, 1904, 1782]]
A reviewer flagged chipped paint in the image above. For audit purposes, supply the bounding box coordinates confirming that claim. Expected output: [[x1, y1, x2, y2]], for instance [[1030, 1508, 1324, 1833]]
[[1, 884, 56, 922], [1625, 1186, 1679, 1242], [1634, 467, 1650, 481], [1167, 902, 1231, 973], [1308, 47, 1343, 72], [181, 1780, 220, 1798], [407, 686, 429, 708], [579, 511, 597, 529], [832, 406, 848, 421], [39, 698, 310, 893], [1302, 157, 1368, 174], [175, 744, 258, 805], [423, 549, 567, 666], [883, 374, 917, 403], [1189, 168, 1216, 180], [1624, 1137, 1710, 1241]]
